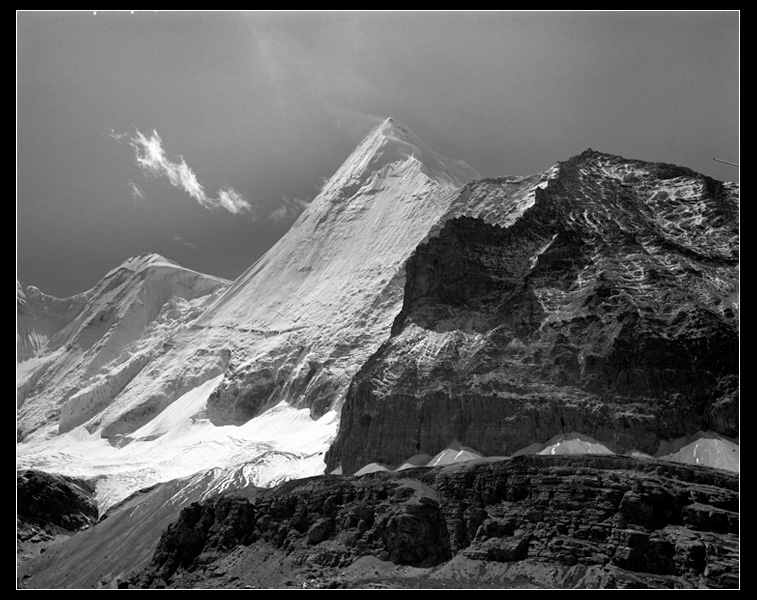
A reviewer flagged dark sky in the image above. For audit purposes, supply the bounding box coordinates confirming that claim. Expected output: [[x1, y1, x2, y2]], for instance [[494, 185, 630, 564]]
[[17, 11, 739, 298]]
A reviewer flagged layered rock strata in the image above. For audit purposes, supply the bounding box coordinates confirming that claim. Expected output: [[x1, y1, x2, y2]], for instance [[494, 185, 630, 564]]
[[327, 150, 739, 474], [124, 455, 739, 589]]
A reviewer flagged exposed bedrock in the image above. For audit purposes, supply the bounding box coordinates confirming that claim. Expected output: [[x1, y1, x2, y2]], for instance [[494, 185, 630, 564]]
[[126, 455, 738, 589], [17, 470, 98, 532], [327, 152, 739, 475]]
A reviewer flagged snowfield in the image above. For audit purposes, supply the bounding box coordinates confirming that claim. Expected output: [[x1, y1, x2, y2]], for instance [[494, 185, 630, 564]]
[[17, 374, 338, 514]]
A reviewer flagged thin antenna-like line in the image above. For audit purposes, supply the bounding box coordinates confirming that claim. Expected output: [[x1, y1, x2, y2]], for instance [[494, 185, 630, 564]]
[[714, 158, 739, 167]]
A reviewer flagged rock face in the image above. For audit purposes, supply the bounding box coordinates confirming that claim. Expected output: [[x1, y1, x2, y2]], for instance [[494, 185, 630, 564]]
[[326, 150, 739, 474], [17, 469, 98, 532], [124, 455, 738, 589], [17, 469, 99, 568], [142, 496, 258, 584]]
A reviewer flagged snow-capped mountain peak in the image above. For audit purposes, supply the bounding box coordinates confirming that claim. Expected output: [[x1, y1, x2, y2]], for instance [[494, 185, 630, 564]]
[[17, 120, 480, 511], [318, 117, 479, 202], [17, 253, 230, 439]]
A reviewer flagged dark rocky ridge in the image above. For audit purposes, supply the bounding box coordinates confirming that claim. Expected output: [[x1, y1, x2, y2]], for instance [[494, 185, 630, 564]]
[[122, 455, 738, 589], [17, 470, 99, 569], [17, 469, 98, 532], [16, 468, 262, 590], [326, 150, 739, 474]]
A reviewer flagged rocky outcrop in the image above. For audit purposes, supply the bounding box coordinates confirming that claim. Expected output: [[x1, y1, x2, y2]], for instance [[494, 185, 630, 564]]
[[17, 469, 98, 532], [124, 455, 738, 589], [143, 497, 257, 583], [17, 469, 99, 565], [326, 150, 739, 474], [16, 466, 264, 590]]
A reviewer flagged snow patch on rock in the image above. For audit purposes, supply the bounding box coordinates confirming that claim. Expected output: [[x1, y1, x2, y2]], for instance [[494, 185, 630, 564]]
[[655, 431, 739, 473], [513, 432, 615, 457]]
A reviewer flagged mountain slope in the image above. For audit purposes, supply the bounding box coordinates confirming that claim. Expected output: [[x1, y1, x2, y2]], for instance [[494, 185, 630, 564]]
[[326, 150, 739, 474], [16, 281, 90, 363], [196, 117, 480, 424], [16, 119, 480, 513], [17, 466, 260, 589]]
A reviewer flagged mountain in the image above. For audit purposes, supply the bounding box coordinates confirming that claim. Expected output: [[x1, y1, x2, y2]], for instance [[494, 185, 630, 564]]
[[326, 150, 739, 475], [17, 120, 738, 589], [16, 281, 89, 363], [17, 118, 480, 514], [17, 254, 231, 509], [17, 254, 230, 435], [195, 117, 480, 426]]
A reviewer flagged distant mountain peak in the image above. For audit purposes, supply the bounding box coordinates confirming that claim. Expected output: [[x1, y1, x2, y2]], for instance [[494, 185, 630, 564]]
[[109, 253, 185, 277], [376, 116, 413, 139]]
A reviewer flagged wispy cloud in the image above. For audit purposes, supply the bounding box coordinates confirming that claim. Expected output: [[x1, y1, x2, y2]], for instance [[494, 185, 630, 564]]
[[113, 128, 319, 224], [129, 180, 145, 203], [269, 195, 310, 223], [218, 187, 251, 215], [113, 129, 253, 216], [172, 234, 198, 250]]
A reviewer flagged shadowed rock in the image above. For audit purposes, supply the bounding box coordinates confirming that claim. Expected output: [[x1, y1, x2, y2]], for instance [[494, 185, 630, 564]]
[[327, 150, 739, 474], [124, 455, 738, 589]]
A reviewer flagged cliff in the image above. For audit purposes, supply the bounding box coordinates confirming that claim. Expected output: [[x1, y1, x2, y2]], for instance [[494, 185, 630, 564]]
[[122, 455, 738, 589], [327, 150, 739, 474]]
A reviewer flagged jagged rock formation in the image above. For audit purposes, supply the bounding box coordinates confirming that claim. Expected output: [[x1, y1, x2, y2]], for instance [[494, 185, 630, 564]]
[[17, 469, 98, 569], [121, 455, 738, 589], [17, 469, 98, 532], [327, 150, 739, 474]]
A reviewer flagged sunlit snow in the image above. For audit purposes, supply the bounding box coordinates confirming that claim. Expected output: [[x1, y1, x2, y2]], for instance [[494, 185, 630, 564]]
[[17, 118, 480, 515], [655, 431, 739, 473], [17, 375, 338, 514]]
